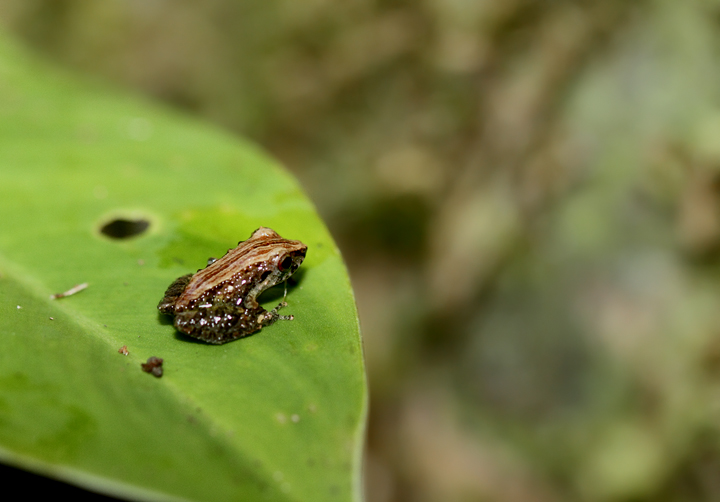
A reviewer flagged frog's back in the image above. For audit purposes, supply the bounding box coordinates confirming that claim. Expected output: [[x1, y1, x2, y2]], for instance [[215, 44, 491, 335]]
[[174, 227, 304, 309]]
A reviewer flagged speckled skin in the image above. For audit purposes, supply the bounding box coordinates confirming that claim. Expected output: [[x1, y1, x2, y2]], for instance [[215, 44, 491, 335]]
[[158, 227, 307, 344]]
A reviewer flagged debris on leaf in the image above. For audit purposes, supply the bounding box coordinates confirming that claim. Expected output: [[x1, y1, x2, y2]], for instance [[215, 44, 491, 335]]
[[50, 282, 88, 299], [141, 356, 163, 377]]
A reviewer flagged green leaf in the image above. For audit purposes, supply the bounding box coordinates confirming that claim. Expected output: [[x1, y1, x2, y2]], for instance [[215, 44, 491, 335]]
[[0, 32, 366, 501]]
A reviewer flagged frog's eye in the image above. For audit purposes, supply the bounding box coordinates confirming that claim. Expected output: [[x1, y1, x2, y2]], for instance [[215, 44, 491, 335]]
[[279, 255, 293, 271]]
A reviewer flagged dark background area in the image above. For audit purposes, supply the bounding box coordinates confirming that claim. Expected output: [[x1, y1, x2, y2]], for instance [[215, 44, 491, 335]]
[[4, 1, 720, 500]]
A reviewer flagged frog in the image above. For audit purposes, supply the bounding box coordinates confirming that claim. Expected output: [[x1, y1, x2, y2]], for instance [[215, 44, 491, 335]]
[[158, 227, 307, 344]]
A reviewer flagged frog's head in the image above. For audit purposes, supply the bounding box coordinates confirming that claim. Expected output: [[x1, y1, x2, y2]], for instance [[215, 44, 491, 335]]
[[248, 227, 308, 296], [268, 239, 307, 286]]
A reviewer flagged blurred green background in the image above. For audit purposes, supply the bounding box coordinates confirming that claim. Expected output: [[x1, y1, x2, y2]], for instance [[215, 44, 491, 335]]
[[3, 1, 720, 500]]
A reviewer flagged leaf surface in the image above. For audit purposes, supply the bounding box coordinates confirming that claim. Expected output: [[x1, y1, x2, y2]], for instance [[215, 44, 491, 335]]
[[0, 33, 366, 502]]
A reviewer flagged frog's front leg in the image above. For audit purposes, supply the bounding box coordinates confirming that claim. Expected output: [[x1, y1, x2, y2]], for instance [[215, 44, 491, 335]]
[[260, 301, 294, 325], [255, 283, 295, 325]]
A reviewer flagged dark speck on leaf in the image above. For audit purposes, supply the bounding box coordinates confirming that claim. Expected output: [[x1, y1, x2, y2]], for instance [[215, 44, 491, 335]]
[[141, 356, 163, 377]]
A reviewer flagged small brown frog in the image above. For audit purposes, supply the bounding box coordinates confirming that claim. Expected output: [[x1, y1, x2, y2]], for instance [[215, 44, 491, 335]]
[[158, 227, 307, 344]]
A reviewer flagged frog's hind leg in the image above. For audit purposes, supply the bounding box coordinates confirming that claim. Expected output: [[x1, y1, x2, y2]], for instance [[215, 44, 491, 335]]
[[157, 273, 193, 314], [173, 302, 266, 345]]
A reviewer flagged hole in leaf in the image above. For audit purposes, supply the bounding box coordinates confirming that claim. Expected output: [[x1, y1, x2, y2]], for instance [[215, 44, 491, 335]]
[[100, 218, 150, 239]]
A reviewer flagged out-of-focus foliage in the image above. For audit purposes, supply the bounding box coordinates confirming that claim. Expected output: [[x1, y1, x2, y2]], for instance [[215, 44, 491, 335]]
[[3, 0, 720, 500]]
